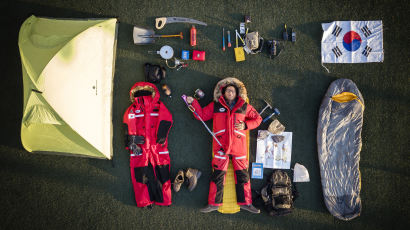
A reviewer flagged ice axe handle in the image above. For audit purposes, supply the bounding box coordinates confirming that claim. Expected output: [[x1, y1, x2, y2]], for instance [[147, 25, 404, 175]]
[[262, 108, 280, 123], [155, 17, 167, 30], [259, 105, 269, 115]]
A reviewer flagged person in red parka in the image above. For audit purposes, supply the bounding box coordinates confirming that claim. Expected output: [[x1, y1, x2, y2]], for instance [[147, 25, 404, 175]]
[[186, 77, 262, 213], [123, 82, 173, 208]]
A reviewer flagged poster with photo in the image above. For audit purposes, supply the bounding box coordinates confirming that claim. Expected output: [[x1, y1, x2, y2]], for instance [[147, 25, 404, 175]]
[[256, 131, 292, 169]]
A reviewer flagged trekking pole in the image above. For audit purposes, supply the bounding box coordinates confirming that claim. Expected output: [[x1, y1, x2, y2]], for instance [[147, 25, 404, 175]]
[[181, 95, 224, 148]]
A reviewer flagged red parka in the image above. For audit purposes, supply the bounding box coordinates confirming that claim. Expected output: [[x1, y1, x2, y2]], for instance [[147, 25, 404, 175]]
[[190, 95, 261, 156], [189, 77, 262, 206]]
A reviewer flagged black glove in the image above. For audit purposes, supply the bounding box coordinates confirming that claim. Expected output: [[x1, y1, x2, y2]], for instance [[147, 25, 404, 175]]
[[128, 135, 145, 155], [129, 135, 145, 145], [156, 120, 172, 145], [144, 63, 166, 84], [129, 143, 142, 155]]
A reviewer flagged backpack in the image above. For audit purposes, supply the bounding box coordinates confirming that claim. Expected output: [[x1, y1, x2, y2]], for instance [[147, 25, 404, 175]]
[[261, 170, 298, 216]]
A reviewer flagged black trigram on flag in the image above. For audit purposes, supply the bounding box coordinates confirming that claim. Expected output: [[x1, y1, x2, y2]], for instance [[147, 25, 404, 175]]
[[332, 25, 342, 37], [360, 25, 372, 37], [332, 46, 343, 58], [362, 45, 372, 57]]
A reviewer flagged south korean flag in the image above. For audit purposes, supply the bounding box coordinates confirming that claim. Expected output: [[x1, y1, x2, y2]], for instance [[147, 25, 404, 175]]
[[321, 21, 383, 63]]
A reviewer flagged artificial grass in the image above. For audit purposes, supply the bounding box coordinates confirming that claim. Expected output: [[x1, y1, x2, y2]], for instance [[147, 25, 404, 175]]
[[0, 0, 409, 229]]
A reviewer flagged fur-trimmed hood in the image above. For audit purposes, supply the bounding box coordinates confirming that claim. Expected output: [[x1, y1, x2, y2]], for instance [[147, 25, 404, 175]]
[[213, 77, 248, 102], [129, 82, 159, 103]]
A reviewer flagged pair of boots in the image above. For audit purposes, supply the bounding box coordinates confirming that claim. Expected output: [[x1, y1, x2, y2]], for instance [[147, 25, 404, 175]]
[[173, 168, 202, 192]]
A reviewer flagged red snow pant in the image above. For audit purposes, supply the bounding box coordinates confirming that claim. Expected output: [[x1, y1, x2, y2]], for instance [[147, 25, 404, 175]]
[[208, 152, 252, 206], [130, 144, 171, 207]]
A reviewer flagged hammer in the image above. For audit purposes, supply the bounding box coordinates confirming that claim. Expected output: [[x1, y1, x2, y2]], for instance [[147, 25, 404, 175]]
[[259, 100, 272, 115], [263, 108, 280, 123]]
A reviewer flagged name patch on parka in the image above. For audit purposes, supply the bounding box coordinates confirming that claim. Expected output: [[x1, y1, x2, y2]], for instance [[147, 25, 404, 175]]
[[214, 102, 226, 113]]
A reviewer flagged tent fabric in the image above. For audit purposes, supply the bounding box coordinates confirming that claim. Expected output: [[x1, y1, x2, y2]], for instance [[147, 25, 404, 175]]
[[317, 78, 364, 221], [19, 15, 118, 159]]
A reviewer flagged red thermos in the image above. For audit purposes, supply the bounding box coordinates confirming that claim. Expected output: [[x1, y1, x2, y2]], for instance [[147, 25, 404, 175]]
[[190, 25, 196, 46]]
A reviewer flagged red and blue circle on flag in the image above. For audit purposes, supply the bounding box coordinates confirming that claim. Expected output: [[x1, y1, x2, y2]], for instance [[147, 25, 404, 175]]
[[342, 31, 362, 52]]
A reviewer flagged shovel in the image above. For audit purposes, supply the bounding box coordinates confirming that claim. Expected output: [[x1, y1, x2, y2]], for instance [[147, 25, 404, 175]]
[[133, 26, 183, 45]]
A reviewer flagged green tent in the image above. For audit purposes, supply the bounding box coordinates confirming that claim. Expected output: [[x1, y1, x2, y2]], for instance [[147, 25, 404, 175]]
[[18, 15, 118, 159]]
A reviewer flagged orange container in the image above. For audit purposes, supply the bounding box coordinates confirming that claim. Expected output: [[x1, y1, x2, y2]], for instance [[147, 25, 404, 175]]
[[190, 26, 197, 46]]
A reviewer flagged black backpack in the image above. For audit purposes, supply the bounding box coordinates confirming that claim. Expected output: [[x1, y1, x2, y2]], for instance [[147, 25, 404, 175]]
[[261, 170, 298, 216]]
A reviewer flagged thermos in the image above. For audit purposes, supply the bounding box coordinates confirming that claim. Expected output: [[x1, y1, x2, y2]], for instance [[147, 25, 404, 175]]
[[190, 25, 196, 46]]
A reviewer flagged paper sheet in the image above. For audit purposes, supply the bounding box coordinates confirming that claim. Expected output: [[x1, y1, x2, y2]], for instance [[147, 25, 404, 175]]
[[256, 131, 292, 169]]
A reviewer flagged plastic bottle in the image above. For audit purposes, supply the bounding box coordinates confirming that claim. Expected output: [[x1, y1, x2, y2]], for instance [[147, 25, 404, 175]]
[[190, 25, 196, 47]]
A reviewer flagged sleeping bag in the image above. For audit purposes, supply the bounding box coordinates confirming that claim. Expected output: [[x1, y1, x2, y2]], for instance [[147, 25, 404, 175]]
[[317, 78, 364, 221]]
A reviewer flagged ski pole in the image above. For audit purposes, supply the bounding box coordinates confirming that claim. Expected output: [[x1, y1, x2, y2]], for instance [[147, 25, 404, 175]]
[[181, 95, 223, 148]]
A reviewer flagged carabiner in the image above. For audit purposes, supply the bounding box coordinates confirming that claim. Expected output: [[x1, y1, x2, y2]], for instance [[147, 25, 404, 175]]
[[188, 104, 195, 112]]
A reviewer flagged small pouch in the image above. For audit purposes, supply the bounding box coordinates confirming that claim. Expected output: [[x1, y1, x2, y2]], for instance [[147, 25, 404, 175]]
[[192, 50, 205, 61], [181, 50, 190, 60], [268, 119, 285, 134]]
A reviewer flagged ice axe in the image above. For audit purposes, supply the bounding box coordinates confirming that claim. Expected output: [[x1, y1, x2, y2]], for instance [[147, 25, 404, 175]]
[[263, 108, 280, 123], [181, 95, 224, 152], [259, 100, 272, 115]]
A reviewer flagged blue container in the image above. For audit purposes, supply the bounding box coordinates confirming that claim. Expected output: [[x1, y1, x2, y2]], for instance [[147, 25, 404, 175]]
[[181, 50, 190, 60]]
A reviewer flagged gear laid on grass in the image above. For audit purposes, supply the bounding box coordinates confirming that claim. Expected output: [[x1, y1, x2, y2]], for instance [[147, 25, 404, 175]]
[[185, 168, 202, 192], [173, 169, 185, 192]]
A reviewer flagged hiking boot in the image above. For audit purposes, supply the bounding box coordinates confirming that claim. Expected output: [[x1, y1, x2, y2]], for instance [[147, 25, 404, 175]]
[[173, 169, 185, 192], [240, 204, 260, 214], [199, 204, 220, 213], [185, 168, 202, 192]]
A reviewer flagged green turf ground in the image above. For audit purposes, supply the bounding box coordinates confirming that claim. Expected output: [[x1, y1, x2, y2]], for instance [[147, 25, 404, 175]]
[[1, 0, 409, 229]]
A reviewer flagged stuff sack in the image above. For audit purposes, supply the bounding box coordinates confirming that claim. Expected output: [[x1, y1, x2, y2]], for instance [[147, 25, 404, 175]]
[[244, 31, 264, 54], [192, 50, 205, 61], [261, 170, 298, 216], [144, 63, 166, 84]]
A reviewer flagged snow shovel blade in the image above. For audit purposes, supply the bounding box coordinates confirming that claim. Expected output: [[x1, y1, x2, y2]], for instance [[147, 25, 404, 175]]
[[133, 26, 155, 44]]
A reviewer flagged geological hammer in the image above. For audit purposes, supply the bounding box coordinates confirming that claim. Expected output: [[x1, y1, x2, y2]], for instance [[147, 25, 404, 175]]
[[263, 108, 280, 123], [259, 100, 272, 115]]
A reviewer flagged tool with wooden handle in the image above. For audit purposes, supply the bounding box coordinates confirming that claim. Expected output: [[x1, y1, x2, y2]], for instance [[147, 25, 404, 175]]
[[139, 32, 183, 39]]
